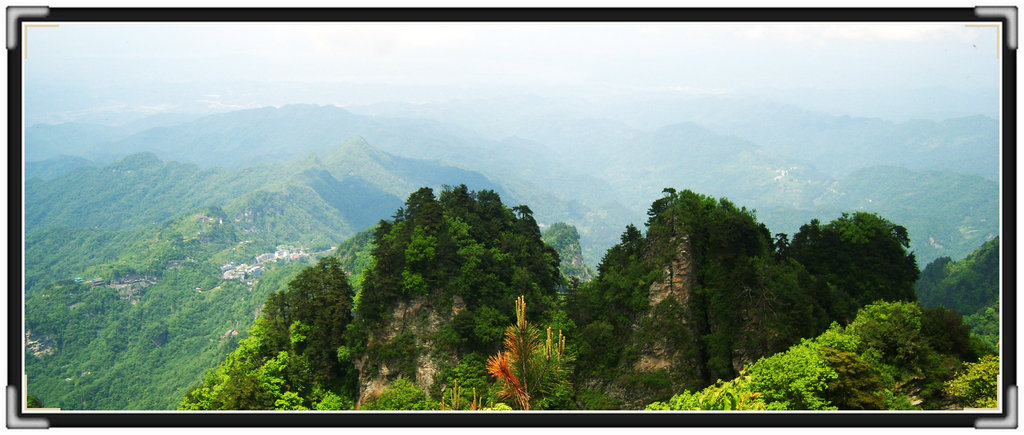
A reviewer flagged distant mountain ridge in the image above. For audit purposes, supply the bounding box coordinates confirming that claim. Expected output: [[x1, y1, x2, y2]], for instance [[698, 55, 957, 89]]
[[47, 104, 487, 172], [25, 136, 511, 245], [349, 96, 999, 180], [25, 102, 999, 267], [321, 136, 507, 201]]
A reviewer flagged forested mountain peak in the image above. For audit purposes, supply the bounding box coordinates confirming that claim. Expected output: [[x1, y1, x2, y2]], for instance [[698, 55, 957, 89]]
[[542, 222, 596, 283], [174, 187, 947, 411], [329, 135, 377, 159], [323, 136, 386, 169], [351, 186, 563, 404], [567, 189, 921, 408], [180, 185, 569, 410], [105, 151, 165, 171]]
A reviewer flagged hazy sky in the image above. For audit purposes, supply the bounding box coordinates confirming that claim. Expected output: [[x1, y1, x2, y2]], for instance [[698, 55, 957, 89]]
[[23, 21, 1001, 124]]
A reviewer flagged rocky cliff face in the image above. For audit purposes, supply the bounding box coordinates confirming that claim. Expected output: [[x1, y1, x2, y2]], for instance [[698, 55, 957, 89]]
[[646, 234, 696, 308], [355, 295, 465, 407], [578, 233, 705, 409], [635, 235, 697, 372], [589, 229, 782, 409], [25, 330, 56, 358]]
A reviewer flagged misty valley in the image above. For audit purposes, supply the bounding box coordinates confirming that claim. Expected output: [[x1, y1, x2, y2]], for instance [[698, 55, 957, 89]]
[[20, 98, 1002, 412]]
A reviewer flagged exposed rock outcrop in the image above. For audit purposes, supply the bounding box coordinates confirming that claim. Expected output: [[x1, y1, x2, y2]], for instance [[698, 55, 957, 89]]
[[646, 234, 696, 308], [26, 330, 55, 358], [355, 294, 461, 408]]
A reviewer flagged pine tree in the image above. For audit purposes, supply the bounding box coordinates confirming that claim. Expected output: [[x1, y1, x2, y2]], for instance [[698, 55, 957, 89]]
[[486, 296, 570, 410]]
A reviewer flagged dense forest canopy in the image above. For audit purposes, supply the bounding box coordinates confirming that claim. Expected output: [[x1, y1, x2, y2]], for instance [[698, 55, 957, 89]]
[[180, 185, 571, 410], [916, 238, 1000, 353], [565, 189, 922, 407], [168, 186, 998, 411], [24, 157, 1000, 411], [647, 300, 993, 411], [23, 205, 319, 409], [180, 257, 356, 410], [917, 237, 999, 316]]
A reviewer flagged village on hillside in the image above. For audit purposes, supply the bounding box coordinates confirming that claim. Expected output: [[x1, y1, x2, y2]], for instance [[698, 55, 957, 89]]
[[219, 245, 311, 282]]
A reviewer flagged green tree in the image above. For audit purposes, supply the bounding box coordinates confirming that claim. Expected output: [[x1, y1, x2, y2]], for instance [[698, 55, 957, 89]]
[[846, 300, 930, 387], [179, 256, 359, 410], [944, 355, 999, 408], [745, 340, 838, 410], [916, 238, 998, 316], [26, 395, 44, 408], [262, 256, 356, 390], [964, 303, 999, 354], [789, 212, 919, 321], [820, 347, 886, 409], [646, 376, 772, 411], [360, 378, 437, 410]]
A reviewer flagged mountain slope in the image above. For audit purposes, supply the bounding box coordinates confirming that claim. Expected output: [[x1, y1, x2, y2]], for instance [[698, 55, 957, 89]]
[[916, 237, 999, 316], [176, 187, 936, 411], [647, 300, 984, 411], [24, 207, 316, 409], [542, 222, 596, 283], [25, 135, 508, 239], [568, 190, 919, 408], [25, 155, 96, 181], [24, 136, 557, 409], [25, 122, 129, 162], [322, 136, 506, 200], [25, 153, 270, 234], [178, 186, 569, 410], [756, 166, 999, 266]]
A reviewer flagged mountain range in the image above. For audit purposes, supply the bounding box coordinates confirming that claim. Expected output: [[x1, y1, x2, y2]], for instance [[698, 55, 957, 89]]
[[25, 102, 999, 267], [22, 98, 1002, 410]]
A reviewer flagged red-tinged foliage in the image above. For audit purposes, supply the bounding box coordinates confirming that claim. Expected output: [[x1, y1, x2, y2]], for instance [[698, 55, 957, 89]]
[[487, 350, 530, 409], [485, 296, 569, 410]]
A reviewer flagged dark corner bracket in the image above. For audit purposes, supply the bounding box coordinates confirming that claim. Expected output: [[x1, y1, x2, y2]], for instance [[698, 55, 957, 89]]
[[6, 6, 49, 50], [975, 5, 1017, 50], [976, 385, 1018, 429], [6, 386, 49, 429]]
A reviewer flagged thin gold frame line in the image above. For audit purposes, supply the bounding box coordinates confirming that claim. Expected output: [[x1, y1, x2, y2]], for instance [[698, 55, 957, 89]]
[[23, 24, 60, 59], [965, 24, 1001, 59]]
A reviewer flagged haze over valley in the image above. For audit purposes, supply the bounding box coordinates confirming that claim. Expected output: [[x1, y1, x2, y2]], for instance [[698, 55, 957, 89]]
[[20, 21, 1003, 411]]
